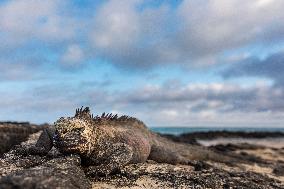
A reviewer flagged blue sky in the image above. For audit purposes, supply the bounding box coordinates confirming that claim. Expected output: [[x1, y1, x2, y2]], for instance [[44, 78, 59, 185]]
[[0, 0, 284, 127]]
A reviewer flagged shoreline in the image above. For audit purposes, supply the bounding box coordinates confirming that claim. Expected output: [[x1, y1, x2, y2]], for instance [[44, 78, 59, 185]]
[[151, 126, 284, 136]]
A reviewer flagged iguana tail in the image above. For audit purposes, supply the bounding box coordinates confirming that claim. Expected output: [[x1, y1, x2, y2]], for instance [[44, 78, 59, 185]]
[[149, 133, 244, 165]]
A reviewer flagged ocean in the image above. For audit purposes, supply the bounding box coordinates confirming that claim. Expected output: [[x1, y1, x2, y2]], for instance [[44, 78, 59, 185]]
[[150, 127, 284, 135]]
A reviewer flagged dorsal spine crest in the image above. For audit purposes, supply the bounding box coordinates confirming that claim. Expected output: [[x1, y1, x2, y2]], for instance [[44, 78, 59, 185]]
[[74, 107, 143, 124]]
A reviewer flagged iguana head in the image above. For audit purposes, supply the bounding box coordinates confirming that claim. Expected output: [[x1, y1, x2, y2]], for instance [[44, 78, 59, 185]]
[[53, 107, 95, 155]]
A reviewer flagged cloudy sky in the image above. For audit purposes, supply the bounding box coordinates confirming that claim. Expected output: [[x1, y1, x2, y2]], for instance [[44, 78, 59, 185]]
[[0, 0, 284, 127]]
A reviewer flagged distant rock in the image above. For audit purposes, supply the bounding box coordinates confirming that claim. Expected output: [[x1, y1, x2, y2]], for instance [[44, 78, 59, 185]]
[[0, 122, 46, 155], [176, 131, 284, 141]]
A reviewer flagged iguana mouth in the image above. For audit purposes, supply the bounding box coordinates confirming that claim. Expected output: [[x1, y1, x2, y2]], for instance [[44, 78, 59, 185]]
[[54, 139, 80, 153], [54, 131, 87, 153]]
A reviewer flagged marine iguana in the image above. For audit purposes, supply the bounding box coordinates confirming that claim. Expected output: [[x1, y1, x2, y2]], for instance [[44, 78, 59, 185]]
[[28, 107, 236, 176]]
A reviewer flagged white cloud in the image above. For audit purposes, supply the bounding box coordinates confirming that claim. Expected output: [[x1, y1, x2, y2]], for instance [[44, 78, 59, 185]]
[[87, 0, 284, 68], [0, 63, 33, 81], [177, 0, 284, 56], [0, 0, 76, 46], [0, 55, 45, 81], [61, 44, 84, 66], [89, 0, 174, 67], [108, 81, 284, 126], [1, 0, 283, 68], [90, 0, 141, 51], [1, 76, 283, 126]]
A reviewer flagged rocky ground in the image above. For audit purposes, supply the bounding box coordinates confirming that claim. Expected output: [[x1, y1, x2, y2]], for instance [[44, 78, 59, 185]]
[[0, 123, 283, 189]]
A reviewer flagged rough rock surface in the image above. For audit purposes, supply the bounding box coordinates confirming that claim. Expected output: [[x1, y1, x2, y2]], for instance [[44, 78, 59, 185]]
[[0, 155, 90, 189], [0, 132, 91, 189], [92, 162, 283, 189], [0, 129, 284, 189]]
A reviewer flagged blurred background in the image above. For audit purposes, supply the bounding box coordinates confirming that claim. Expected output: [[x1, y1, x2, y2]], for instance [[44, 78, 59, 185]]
[[0, 0, 283, 128]]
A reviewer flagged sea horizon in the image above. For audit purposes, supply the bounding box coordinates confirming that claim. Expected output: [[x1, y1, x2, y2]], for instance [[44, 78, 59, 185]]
[[150, 126, 284, 135]]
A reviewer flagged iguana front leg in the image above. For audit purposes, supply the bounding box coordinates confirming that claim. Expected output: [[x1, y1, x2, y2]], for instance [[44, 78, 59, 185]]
[[28, 128, 55, 155], [86, 143, 133, 176]]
